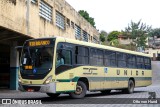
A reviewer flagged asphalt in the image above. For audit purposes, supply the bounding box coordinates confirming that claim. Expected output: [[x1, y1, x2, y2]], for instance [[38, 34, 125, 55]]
[[0, 61, 160, 107]]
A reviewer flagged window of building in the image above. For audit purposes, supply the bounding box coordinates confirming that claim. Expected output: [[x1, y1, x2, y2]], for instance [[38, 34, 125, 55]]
[[75, 25, 81, 39], [127, 54, 136, 68], [66, 18, 70, 27], [82, 30, 88, 42], [91, 36, 93, 42], [75, 46, 89, 65], [56, 11, 65, 29], [137, 56, 145, 69], [88, 34, 91, 41], [104, 50, 116, 67], [90, 48, 103, 66], [71, 21, 74, 29], [93, 37, 97, 43], [39, 0, 52, 22], [117, 52, 127, 67], [31, 0, 37, 4], [8, 0, 16, 5]]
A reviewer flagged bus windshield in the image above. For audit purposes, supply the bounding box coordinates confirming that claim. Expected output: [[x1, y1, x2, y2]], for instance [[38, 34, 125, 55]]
[[20, 39, 55, 77]]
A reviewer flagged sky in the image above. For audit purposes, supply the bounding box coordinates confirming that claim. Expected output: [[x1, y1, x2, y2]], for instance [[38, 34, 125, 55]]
[[65, 0, 160, 33]]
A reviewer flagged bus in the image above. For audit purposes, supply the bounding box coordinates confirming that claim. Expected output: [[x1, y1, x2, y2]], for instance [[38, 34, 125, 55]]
[[18, 37, 152, 98]]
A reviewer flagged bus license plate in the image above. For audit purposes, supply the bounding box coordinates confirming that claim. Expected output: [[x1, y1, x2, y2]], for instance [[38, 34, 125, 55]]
[[27, 89, 34, 92]]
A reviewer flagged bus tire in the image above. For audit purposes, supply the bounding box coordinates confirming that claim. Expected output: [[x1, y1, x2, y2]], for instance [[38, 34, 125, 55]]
[[46, 93, 60, 98], [69, 81, 87, 99], [101, 90, 111, 94], [123, 80, 135, 94]]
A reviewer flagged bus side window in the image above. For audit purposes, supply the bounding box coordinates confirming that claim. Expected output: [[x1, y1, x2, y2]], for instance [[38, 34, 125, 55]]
[[127, 54, 136, 68], [117, 52, 127, 67], [75, 46, 89, 65], [97, 49, 103, 66], [55, 49, 72, 75], [56, 49, 72, 67], [144, 57, 151, 69], [90, 48, 97, 66], [62, 50, 72, 65], [56, 43, 72, 67], [137, 56, 145, 69], [104, 50, 116, 67]]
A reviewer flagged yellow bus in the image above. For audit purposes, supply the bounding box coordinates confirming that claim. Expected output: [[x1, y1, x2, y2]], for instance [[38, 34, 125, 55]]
[[18, 37, 152, 98]]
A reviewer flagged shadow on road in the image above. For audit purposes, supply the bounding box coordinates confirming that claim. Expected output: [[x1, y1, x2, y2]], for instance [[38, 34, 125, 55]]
[[16, 90, 147, 104]]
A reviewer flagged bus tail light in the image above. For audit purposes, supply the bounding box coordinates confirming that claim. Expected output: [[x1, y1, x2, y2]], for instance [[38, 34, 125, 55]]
[[43, 76, 52, 84]]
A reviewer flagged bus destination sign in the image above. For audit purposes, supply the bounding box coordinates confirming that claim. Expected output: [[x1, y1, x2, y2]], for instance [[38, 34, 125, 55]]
[[29, 40, 50, 47]]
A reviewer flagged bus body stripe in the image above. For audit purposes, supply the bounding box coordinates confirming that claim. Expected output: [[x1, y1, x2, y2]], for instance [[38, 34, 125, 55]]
[[57, 77, 151, 82]]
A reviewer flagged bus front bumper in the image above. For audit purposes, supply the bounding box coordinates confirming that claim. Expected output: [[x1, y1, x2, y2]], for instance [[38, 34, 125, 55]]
[[18, 82, 56, 93]]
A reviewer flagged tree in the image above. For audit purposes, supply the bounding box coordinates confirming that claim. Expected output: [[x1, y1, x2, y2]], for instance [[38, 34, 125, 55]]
[[107, 31, 121, 41], [100, 30, 108, 43], [109, 39, 119, 47], [100, 33, 105, 42], [149, 28, 160, 38], [125, 20, 151, 51], [148, 28, 160, 48], [78, 10, 96, 27]]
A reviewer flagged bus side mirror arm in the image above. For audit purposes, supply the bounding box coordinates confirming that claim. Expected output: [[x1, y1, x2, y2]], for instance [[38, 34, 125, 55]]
[[15, 46, 23, 52]]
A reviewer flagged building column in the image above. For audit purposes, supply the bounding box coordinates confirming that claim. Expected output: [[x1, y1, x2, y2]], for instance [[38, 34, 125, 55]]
[[10, 41, 19, 90]]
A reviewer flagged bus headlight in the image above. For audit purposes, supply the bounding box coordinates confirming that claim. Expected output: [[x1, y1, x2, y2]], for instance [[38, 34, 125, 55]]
[[44, 76, 52, 84]]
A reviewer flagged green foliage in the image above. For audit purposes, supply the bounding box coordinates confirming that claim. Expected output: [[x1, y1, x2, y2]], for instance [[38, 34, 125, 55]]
[[78, 10, 96, 27], [117, 43, 136, 51], [100, 30, 108, 42], [107, 31, 120, 41], [109, 39, 119, 47], [100, 33, 105, 42], [149, 28, 160, 37], [124, 20, 152, 51]]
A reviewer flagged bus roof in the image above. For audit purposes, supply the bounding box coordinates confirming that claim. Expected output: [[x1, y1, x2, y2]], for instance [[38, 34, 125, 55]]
[[64, 38, 151, 58], [26, 37, 151, 57]]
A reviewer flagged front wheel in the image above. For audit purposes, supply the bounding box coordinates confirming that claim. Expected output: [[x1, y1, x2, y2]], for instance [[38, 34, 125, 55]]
[[46, 93, 60, 98], [69, 81, 87, 99]]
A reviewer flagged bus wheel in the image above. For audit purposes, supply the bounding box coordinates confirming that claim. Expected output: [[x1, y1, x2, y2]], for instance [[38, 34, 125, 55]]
[[69, 81, 87, 99], [123, 80, 135, 94], [46, 93, 60, 98], [101, 90, 111, 94]]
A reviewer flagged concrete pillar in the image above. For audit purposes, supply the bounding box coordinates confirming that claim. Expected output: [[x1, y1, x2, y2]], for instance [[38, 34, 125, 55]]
[[10, 41, 19, 90]]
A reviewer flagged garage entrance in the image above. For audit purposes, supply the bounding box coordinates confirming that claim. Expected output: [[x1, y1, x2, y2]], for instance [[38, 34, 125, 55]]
[[0, 27, 31, 90], [0, 44, 10, 89]]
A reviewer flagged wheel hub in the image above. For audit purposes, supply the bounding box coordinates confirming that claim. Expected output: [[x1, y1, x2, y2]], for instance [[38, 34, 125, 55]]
[[75, 85, 83, 95]]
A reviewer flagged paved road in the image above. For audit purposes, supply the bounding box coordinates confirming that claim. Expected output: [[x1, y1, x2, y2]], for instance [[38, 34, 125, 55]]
[[152, 61, 160, 86], [0, 61, 160, 107]]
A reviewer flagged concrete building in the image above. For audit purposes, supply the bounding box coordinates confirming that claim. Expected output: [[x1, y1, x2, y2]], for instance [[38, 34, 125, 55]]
[[0, 0, 100, 90], [118, 35, 132, 45], [118, 35, 160, 60], [145, 36, 160, 60]]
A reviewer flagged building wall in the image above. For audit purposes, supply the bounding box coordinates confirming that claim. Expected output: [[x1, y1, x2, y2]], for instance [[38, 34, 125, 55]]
[[0, 0, 100, 90], [118, 38, 132, 45], [146, 36, 160, 59], [145, 48, 160, 58], [0, 0, 99, 43]]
